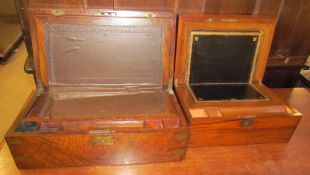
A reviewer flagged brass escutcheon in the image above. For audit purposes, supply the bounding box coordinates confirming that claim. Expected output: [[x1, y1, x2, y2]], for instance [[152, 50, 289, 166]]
[[91, 135, 115, 145], [240, 118, 254, 127]]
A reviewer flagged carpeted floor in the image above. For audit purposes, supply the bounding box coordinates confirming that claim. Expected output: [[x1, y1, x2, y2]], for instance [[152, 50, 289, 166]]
[[0, 43, 35, 140]]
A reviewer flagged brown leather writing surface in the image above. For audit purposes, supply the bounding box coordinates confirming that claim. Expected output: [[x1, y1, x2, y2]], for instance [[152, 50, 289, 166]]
[[27, 92, 175, 119], [45, 23, 163, 86]]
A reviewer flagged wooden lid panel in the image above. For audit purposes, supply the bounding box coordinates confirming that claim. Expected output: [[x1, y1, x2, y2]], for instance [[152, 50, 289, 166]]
[[175, 14, 276, 85], [30, 10, 175, 89]]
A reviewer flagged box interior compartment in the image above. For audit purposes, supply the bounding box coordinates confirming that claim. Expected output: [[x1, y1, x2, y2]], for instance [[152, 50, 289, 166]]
[[187, 31, 266, 101], [15, 90, 181, 133], [27, 91, 176, 120], [12, 15, 184, 133]]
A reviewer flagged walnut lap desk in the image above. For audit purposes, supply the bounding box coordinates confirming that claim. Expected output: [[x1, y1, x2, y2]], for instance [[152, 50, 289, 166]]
[[1, 88, 309, 175]]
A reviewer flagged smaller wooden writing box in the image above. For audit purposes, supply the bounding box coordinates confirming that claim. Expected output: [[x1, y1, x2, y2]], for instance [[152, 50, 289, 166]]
[[174, 14, 302, 147], [5, 10, 188, 168]]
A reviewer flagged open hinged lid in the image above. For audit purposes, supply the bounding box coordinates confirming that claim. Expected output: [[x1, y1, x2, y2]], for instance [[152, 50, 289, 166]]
[[19, 9, 187, 129], [175, 14, 276, 102], [31, 10, 176, 90], [173, 15, 302, 124]]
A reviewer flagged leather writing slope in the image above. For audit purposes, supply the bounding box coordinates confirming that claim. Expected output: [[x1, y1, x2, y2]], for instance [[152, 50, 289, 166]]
[[5, 10, 188, 168], [174, 14, 302, 147]]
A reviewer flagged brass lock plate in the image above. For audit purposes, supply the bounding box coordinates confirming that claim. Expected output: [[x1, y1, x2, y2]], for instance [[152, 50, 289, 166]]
[[91, 135, 115, 145], [90, 129, 116, 145], [240, 118, 254, 127]]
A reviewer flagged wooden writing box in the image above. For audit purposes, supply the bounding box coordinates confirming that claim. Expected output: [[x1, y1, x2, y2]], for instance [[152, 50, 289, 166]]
[[5, 10, 188, 168], [174, 14, 302, 147]]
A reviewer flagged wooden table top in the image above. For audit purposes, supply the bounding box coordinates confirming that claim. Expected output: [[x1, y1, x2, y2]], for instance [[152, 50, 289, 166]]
[[1, 88, 309, 175]]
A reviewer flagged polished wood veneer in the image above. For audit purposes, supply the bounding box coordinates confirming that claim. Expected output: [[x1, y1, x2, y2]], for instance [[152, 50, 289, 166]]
[[5, 10, 189, 168], [174, 14, 302, 147], [1, 88, 309, 174]]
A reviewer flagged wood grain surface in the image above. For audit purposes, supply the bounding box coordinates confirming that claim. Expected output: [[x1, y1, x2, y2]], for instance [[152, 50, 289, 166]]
[[173, 14, 300, 147], [0, 88, 309, 174]]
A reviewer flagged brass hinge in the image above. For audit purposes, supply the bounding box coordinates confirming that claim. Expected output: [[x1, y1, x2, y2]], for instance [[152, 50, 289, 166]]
[[174, 79, 178, 87], [145, 12, 155, 18], [167, 78, 174, 94], [51, 9, 65, 16]]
